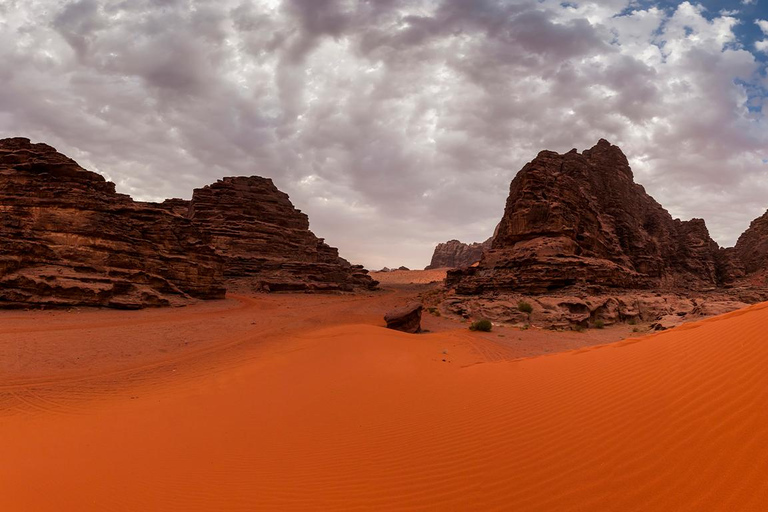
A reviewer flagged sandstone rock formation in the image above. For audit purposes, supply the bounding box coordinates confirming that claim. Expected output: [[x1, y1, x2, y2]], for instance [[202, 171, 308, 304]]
[[734, 210, 768, 283], [182, 177, 378, 293], [0, 137, 376, 308], [425, 238, 492, 269], [448, 140, 742, 295], [384, 303, 423, 333], [0, 137, 225, 308]]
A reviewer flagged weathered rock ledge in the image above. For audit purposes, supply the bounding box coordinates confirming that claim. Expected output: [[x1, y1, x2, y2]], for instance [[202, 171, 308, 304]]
[[441, 289, 765, 331]]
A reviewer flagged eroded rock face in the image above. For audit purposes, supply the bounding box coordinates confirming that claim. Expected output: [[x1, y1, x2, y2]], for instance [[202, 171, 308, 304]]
[[425, 238, 492, 269], [734, 210, 768, 278], [0, 138, 377, 308], [186, 177, 378, 293], [0, 137, 225, 308], [384, 303, 423, 333], [448, 140, 739, 295]]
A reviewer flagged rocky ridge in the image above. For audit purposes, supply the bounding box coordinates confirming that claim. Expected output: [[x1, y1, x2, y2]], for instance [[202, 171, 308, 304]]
[[0, 137, 225, 308], [0, 137, 376, 308], [180, 177, 377, 293]]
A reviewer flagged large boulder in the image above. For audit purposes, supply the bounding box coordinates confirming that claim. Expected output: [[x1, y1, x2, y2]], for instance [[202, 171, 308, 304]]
[[384, 303, 423, 333]]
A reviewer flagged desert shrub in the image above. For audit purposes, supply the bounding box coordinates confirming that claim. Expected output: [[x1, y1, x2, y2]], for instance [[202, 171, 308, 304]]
[[572, 324, 587, 333], [520, 323, 530, 331], [517, 300, 533, 314], [594, 319, 605, 329], [469, 319, 493, 332], [628, 318, 637, 326], [427, 307, 441, 317]]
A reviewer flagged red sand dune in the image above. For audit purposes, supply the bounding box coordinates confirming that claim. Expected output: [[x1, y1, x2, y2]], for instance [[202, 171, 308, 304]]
[[371, 268, 448, 285], [2, 295, 768, 510]]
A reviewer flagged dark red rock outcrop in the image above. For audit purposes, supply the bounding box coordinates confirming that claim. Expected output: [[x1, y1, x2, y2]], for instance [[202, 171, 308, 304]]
[[448, 140, 740, 295], [184, 177, 378, 292], [0, 137, 377, 308], [734, 210, 768, 277], [0, 137, 225, 308], [384, 303, 423, 333], [425, 238, 492, 269]]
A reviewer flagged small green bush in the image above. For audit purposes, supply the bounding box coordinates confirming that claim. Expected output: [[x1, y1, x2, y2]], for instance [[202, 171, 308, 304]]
[[628, 318, 637, 326], [469, 319, 493, 332], [594, 319, 605, 329], [573, 324, 586, 333], [517, 301, 533, 314]]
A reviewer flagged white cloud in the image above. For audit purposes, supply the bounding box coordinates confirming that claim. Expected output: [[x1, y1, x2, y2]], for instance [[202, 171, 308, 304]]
[[0, 0, 766, 269]]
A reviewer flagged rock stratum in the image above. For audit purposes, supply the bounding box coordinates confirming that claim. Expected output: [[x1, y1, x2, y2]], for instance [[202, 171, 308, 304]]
[[425, 238, 492, 269], [448, 139, 759, 295], [0, 137, 375, 308]]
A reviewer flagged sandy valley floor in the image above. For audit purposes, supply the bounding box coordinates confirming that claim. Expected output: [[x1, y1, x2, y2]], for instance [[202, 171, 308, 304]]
[[2, 283, 768, 510]]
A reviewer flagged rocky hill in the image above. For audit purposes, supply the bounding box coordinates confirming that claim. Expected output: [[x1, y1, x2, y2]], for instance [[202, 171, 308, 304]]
[[448, 140, 747, 295], [0, 137, 376, 308], [182, 177, 377, 292], [0, 137, 225, 308], [425, 238, 491, 269]]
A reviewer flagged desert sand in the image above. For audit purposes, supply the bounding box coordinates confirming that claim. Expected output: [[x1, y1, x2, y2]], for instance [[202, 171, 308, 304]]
[[2, 289, 768, 511], [370, 268, 449, 285]]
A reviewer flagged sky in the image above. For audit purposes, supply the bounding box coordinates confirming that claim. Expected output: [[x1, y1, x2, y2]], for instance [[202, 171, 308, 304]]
[[1, 0, 768, 270]]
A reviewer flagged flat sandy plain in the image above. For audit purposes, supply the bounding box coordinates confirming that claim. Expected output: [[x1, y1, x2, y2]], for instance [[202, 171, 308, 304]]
[[2, 272, 768, 511]]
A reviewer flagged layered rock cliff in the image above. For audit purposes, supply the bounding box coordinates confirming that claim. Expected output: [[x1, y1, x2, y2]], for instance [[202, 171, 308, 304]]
[[184, 177, 378, 292], [0, 137, 225, 308], [0, 138, 376, 308], [448, 140, 742, 294], [425, 238, 492, 269]]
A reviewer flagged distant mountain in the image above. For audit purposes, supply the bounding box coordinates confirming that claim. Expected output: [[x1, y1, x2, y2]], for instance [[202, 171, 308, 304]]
[[425, 238, 492, 270]]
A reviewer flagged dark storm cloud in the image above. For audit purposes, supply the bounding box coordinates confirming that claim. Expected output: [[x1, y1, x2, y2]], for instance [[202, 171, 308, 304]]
[[1, 0, 766, 268]]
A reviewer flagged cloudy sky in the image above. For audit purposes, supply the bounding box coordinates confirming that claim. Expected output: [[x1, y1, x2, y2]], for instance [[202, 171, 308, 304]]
[[2, 0, 768, 269]]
